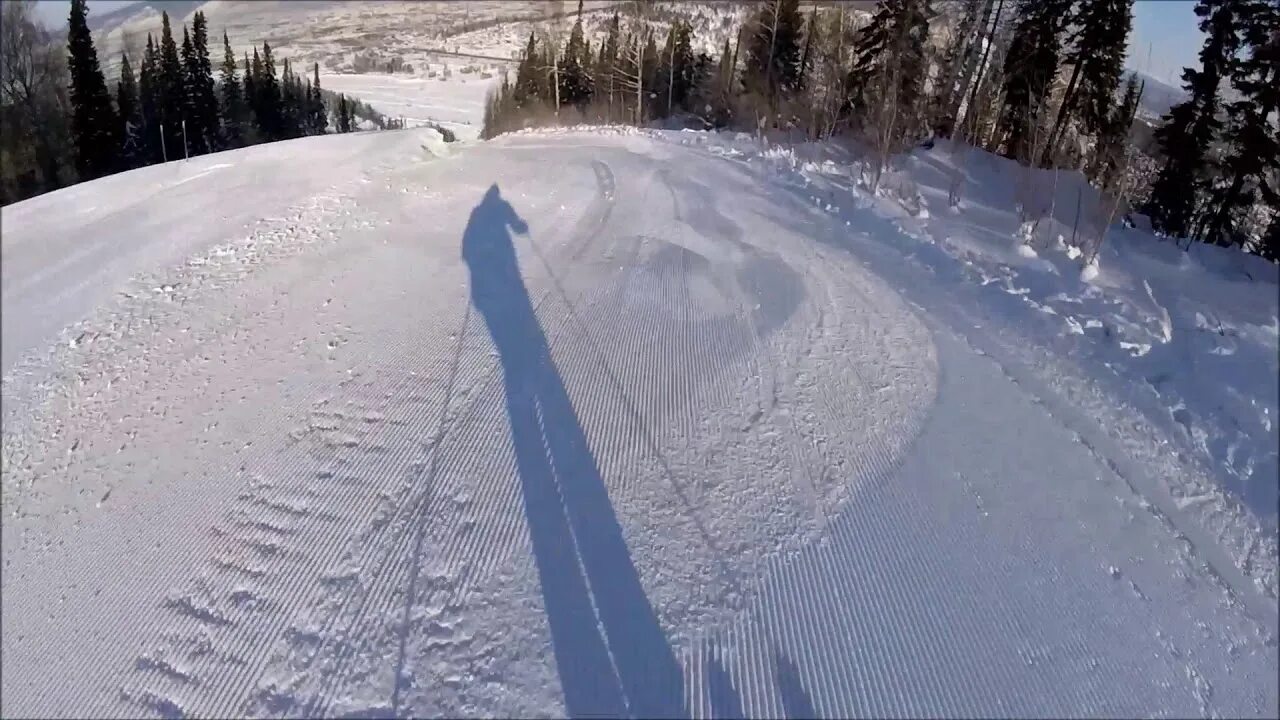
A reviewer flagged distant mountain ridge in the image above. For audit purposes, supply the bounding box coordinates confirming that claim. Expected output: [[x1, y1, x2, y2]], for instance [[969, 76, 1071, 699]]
[[87, 0, 206, 32], [1129, 70, 1188, 121]]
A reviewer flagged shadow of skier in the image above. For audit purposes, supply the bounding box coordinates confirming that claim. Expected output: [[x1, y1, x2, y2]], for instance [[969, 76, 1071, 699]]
[[462, 184, 685, 718]]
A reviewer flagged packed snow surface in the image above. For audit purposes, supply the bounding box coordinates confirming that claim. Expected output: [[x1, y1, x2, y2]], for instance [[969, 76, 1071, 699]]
[[1, 127, 1276, 718]]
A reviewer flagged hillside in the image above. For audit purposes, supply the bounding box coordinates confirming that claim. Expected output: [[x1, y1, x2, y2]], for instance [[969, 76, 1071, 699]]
[[1, 125, 1276, 718]]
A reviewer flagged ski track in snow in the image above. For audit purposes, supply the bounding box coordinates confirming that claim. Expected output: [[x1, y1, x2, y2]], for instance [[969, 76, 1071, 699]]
[[1, 129, 1275, 718]]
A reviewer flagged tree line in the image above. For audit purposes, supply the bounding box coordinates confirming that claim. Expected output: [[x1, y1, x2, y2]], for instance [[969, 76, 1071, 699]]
[[482, 0, 1278, 260], [1142, 0, 1278, 253], [2, 0, 375, 205]]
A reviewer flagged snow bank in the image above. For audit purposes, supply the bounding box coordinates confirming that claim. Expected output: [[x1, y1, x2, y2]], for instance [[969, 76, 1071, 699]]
[[635, 126, 1279, 599]]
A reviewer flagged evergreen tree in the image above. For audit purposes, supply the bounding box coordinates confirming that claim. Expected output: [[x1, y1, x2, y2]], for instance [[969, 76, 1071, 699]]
[[1199, 0, 1279, 246], [642, 32, 661, 111], [257, 42, 282, 139], [279, 58, 298, 138], [218, 32, 246, 147], [742, 0, 805, 107], [310, 63, 328, 134], [1260, 210, 1280, 261], [117, 51, 143, 169], [288, 62, 306, 135], [933, 0, 988, 132], [337, 93, 352, 133], [514, 32, 542, 106], [1042, 0, 1134, 166], [139, 34, 162, 163], [846, 0, 934, 141], [66, 0, 121, 179], [657, 19, 696, 117], [157, 12, 186, 161], [796, 5, 818, 95], [1089, 73, 1142, 188], [186, 11, 219, 153], [1144, 0, 1245, 240], [707, 36, 736, 127], [246, 50, 260, 127], [994, 0, 1073, 163], [180, 26, 198, 153], [559, 0, 593, 108], [597, 13, 622, 120]]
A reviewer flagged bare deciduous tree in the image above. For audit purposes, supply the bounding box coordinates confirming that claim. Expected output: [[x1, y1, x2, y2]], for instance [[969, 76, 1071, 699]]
[[1, 0, 75, 203]]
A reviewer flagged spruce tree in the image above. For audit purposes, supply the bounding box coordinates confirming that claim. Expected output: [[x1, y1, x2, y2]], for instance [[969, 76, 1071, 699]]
[[994, 0, 1073, 163], [279, 58, 297, 138], [247, 49, 261, 128], [1042, 0, 1134, 167], [139, 34, 162, 163], [310, 63, 328, 134], [742, 0, 805, 108], [258, 43, 282, 139], [708, 37, 736, 127], [642, 32, 661, 110], [1199, 0, 1279, 247], [288, 62, 305, 136], [597, 13, 622, 120], [186, 11, 219, 153], [559, 0, 593, 108], [180, 26, 198, 153], [219, 32, 246, 147], [658, 20, 695, 117], [67, 0, 121, 179], [1089, 73, 1142, 189], [1144, 0, 1245, 241], [796, 5, 818, 95], [158, 12, 186, 161], [514, 32, 542, 106], [846, 0, 934, 141], [337, 93, 352, 133], [117, 52, 144, 169], [1260, 210, 1280, 261]]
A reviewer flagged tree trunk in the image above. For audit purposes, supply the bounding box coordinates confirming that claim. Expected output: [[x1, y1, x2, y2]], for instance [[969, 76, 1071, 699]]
[[1199, 170, 1246, 246], [667, 27, 675, 117], [824, 3, 846, 138], [766, 0, 779, 111], [948, 0, 994, 127], [957, 0, 1003, 144], [1042, 59, 1082, 168], [635, 35, 645, 124]]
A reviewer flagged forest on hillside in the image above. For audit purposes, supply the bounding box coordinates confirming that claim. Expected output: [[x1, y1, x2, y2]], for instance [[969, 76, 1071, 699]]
[[0, 0, 396, 206], [483, 0, 1279, 260]]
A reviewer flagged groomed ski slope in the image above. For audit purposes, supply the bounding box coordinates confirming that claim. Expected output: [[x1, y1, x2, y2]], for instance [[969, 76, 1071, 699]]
[[1, 127, 1276, 718]]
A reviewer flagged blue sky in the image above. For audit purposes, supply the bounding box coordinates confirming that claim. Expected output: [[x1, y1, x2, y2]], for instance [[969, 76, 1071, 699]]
[[1128, 1, 1204, 85], [36, 0, 1205, 86]]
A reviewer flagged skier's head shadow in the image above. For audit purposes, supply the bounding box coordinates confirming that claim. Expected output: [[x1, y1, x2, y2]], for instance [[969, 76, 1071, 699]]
[[461, 184, 686, 718]]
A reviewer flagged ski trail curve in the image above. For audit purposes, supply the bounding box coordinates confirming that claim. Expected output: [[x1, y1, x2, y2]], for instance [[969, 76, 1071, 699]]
[[5, 130, 1267, 718]]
